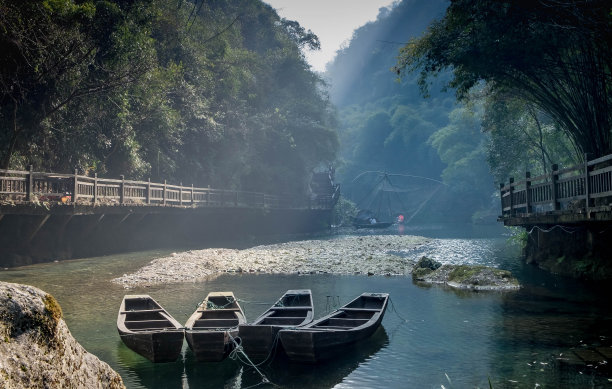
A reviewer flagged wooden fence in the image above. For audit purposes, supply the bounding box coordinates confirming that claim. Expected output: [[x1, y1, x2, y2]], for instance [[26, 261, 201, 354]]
[[500, 154, 612, 217], [0, 167, 338, 210]]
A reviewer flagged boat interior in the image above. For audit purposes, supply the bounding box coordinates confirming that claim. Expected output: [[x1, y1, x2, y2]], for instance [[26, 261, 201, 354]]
[[275, 292, 312, 308], [344, 295, 386, 310], [257, 307, 311, 326], [192, 310, 241, 329], [312, 309, 376, 329], [121, 297, 177, 332]]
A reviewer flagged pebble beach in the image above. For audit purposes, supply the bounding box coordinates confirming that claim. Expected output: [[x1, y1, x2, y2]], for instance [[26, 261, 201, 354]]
[[112, 235, 429, 288]]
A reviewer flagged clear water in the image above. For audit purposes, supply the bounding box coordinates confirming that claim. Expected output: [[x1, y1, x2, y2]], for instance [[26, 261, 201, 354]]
[[1, 225, 611, 388]]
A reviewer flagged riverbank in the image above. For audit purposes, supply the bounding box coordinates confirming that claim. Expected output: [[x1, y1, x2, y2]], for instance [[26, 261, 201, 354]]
[[112, 235, 429, 287]]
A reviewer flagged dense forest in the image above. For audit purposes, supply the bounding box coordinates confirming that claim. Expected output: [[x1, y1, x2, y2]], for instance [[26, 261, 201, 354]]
[[329, 0, 610, 223], [0, 0, 338, 195], [326, 0, 494, 223], [2, 0, 609, 224]]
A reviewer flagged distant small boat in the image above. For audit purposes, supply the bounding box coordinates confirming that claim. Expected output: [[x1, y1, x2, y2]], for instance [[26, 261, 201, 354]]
[[184, 291, 246, 362], [238, 289, 314, 361], [354, 221, 393, 229], [117, 295, 184, 363], [279, 292, 389, 363]]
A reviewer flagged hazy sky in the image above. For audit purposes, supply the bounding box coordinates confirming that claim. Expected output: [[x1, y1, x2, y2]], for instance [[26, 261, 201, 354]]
[[264, 0, 396, 72]]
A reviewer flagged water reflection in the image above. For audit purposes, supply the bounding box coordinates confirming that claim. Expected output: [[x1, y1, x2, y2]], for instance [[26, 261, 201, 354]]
[[263, 327, 389, 388], [116, 341, 184, 389], [1, 229, 611, 388]]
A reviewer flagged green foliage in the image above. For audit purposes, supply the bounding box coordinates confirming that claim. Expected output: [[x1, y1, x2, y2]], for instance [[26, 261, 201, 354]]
[[326, 0, 501, 223], [0, 0, 338, 195], [396, 0, 612, 158], [483, 92, 580, 183], [332, 197, 358, 226], [506, 227, 527, 247]]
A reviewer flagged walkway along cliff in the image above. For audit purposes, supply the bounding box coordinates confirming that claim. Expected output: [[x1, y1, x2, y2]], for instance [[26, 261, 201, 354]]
[[0, 167, 340, 268], [499, 154, 612, 279]]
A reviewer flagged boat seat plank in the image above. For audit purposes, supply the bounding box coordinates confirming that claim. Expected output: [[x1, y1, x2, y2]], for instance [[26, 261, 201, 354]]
[[197, 308, 242, 312], [127, 327, 181, 332], [270, 306, 311, 310], [121, 309, 165, 314], [340, 308, 381, 312]]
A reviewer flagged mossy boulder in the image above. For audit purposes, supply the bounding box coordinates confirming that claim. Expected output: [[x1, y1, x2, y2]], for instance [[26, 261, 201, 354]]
[[412, 262, 520, 291], [0, 281, 125, 388], [412, 256, 442, 280]]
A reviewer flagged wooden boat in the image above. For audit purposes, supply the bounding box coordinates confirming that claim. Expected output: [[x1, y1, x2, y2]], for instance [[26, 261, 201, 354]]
[[354, 221, 393, 229], [238, 289, 314, 361], [278, 292, 389, 363], [184, 291, 246, 362], [117, 295, 184, 363]]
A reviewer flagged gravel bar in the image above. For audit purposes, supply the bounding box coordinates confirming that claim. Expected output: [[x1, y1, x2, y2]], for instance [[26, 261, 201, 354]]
[[112, 235, 429, 288]]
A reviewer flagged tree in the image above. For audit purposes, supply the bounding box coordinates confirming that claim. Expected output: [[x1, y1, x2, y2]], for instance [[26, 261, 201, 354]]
[[0, 0, 155, 169], [395, 0, 612, 158]]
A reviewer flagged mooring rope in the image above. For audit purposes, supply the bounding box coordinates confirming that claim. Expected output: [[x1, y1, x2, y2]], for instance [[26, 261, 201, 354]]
[[227, 333, 277, 387], [388, 297, 408, 323], [526, 224, 581, 234]]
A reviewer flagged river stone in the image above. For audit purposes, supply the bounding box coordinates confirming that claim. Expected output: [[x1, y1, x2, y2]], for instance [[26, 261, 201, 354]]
[[0, 281, 125, 388]]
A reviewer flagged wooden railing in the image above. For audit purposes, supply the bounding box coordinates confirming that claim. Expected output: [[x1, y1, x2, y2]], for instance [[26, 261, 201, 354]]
[[0, 167, 338, 210], [500, 154, 612, 217]]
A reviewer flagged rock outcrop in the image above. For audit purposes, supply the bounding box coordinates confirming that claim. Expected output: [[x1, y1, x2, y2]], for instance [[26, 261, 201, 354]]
[[0, 281, 124, 388], [412, 257, 520, 291]]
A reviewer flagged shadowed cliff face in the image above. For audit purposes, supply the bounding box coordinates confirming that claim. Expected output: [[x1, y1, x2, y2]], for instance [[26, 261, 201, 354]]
[[0, 281, 125, 388]]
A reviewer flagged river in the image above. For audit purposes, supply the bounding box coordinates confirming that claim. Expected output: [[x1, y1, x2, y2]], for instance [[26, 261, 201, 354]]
[[1, 224, 611, 388]]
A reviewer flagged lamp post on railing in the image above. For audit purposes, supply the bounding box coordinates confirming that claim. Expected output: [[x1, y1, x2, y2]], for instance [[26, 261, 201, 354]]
[[73, 169, 79, 204], [525, 172, 532, 214], [551, 164, 559, 211], [584, 153, 591, 212], [93, 173, 98, 204], [119, 175, 125, 204], [26, 165, 34, 202]]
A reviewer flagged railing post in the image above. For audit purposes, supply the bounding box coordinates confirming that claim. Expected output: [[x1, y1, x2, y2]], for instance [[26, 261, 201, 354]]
[[163, 180, 167, 205], [525, 172, 532, 214], [26, 165, 34, 202], [93, 173, 98, 204], [499, 183, 505, 215], [551, 164, 559, 211], [73, 169, 79, 204], [120, 175, 125, 204], [146, 178, 151, 205], [235, 191, 238, 206], [179, 182, 183, 206], [191, 184, 194, 205], [207, 185, 210, 205], [584, 153, 591, 212], [509, 177, 515, 216]]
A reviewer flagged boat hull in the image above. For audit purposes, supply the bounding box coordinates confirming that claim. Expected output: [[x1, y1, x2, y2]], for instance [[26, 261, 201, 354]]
[[280, 317, 383, 363], [238, 289, 314, 361], [238, 324, 284, 361], [279, 293, 388, 363], [119, 330, 184, 363], [117, 294, 184, 363], [184, 291, 246, 362], [185, 328, 238, 362]]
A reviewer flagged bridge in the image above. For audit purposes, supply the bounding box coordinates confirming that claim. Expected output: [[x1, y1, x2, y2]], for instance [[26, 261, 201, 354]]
[[499, 154, 612, 225], [0, 167, 340, 268], [498, 154, 612, 279], [0, 167, 339, 212]]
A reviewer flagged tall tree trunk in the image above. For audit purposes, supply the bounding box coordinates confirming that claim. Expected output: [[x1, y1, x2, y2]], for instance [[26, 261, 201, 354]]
[[0, 104, 22, 170]]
